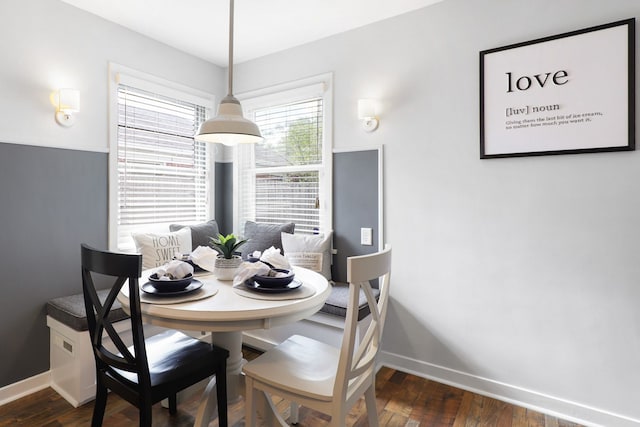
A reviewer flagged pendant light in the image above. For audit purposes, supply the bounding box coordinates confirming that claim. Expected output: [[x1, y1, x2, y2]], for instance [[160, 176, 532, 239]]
[[195, 0, 263, 145]]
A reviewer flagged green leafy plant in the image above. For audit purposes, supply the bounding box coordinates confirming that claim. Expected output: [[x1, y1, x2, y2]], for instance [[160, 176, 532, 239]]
[[210, 234, 248, 259]]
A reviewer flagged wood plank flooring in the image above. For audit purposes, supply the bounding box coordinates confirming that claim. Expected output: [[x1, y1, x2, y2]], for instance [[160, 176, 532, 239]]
[[0, 346, 583, 427]]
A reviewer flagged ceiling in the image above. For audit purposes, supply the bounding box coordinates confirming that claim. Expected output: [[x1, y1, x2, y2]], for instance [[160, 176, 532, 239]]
[[60, 0, 444, 66]]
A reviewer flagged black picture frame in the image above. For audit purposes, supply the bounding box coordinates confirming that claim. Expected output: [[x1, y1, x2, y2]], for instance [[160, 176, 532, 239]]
[[480, 18, 635, 159]]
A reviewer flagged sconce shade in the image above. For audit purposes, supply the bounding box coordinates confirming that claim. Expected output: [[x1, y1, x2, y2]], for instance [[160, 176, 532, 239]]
[[58, 88, 80, 113], [195, 95, 262, 145], [358, 99, 376, 119]]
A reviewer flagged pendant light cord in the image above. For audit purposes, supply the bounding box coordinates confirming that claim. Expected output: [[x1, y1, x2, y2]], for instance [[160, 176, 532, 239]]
[[228, 0, 234, 97]]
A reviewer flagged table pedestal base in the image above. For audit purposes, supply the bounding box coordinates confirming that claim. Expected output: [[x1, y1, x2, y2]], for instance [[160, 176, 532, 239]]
[[193, 331, 289, 426], [212, 331, 246, 401]]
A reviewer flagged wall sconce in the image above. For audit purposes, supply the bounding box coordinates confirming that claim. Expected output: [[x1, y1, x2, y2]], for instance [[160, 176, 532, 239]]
[[357, 99, 379, 132], [54, 89, 80, 127]]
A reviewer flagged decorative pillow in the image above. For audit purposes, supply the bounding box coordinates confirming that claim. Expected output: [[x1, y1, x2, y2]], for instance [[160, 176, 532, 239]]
[[132, 227, 192, 270], [281, 231, 332, 280], [240, 221, 295, 259], [169, 220, 220, 251]]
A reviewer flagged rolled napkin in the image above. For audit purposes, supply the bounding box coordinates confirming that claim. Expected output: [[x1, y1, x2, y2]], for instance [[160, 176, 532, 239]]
[[247, 250, 262, 262], [233, 261, 270, 287], [154, 259, 194, 280], [260, 246, 292, 270], [233, 247, 293, 287], [190, 245, 219, 272]]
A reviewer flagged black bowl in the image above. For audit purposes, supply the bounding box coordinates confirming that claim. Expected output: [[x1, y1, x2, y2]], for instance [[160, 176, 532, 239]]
[[148, 273, 193, 292], [253, 268, 295, 288]]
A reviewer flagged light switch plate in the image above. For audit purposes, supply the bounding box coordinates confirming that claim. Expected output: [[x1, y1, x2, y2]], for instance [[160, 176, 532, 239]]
[[361, 227, 373, 246]]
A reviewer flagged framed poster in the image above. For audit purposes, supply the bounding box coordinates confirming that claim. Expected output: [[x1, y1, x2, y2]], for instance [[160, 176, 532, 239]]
[[480, 19, 635, 159]]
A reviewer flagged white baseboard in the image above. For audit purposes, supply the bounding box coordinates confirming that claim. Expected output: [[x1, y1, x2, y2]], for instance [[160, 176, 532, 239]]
[[379, 350, 639, 427], [0, 372, 50, 407]]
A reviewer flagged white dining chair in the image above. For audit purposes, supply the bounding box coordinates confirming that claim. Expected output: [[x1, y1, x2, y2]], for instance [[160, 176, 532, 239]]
[[242, 245, 392, 426]]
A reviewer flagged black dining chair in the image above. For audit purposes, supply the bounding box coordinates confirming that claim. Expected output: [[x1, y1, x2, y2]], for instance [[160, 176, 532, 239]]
[[81, 243, 229, 427]]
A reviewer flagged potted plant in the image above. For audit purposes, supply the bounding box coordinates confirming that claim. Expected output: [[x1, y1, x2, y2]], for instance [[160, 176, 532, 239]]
[[210, 234, 247, 280]]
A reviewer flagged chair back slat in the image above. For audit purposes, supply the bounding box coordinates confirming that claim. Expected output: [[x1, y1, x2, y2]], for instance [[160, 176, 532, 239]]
[[346, 247, 392, 284], [82, 271, 137, 368], [334, 245, 392, 401], [82, 244, 141, 277], [350, 283, 380, 367]]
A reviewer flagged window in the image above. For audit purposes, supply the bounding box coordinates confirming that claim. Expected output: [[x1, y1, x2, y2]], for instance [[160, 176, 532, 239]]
[[108, 64, 215, 251], [235, 74, 333, 236]]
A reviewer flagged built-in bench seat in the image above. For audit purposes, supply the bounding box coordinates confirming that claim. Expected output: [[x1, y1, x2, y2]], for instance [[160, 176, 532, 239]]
[[46, 290, 165, 407], [319, 282, 380, 320], [47, 290, 128, 331], [243, 282, 379, 350]]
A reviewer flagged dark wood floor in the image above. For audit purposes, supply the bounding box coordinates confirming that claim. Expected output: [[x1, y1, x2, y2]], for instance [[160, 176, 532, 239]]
[[0, 346, 583, 427]]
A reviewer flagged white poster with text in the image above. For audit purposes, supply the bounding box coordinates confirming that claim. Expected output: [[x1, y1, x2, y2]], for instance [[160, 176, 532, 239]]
[[480, 19, 634, 158]]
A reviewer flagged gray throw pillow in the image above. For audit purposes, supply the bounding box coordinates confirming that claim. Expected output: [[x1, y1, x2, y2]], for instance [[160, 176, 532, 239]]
[[169, 220, 220, 251], [240, 221, 295, 259]]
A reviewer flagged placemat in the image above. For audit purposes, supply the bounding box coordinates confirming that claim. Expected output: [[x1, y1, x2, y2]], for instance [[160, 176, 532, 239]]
[[232, 281, 316, 301], [139, 283, 218, 305]]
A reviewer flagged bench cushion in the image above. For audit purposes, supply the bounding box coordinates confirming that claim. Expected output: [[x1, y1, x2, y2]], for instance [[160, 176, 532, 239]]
[[320, 283, 380, 321], [47, 290, 129, 331]]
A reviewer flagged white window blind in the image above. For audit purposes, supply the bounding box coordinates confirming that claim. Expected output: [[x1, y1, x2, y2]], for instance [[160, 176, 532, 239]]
[[116, 84, 209, 250], [236, 77, 332, 236]]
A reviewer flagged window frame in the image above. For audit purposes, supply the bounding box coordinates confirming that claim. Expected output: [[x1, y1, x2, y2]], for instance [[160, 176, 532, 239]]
[[233, 73, 334, 236], [107, 63, 216, 251]]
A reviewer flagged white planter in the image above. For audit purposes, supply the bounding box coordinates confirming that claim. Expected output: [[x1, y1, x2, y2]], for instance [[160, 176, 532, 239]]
[[214, 255, 242, 280]]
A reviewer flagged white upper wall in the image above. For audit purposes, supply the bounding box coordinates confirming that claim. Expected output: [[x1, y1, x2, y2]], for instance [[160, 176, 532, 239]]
[[0, 0, 224, 153], [234, 1, 640, 425]]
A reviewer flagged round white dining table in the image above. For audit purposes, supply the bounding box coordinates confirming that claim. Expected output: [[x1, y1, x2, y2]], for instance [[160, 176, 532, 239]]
[[118, 265, 330, 426]]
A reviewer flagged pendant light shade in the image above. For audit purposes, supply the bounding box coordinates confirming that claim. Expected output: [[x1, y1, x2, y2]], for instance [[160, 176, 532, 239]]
[[195, 0, 262, 145], [196, 95, 263, 145]]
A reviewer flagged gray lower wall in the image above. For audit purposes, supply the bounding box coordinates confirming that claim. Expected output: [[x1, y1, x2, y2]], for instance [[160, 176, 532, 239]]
[[214, 162, 233, 235], [0, 143, 107, 387], [332, 150, 379, 282]]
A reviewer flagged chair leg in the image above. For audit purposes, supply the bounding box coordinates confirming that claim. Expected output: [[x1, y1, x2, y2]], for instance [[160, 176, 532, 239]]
[[364, 385, 379, 427], [139, 401, 152, 427], [245, 377, 256, 427], [91, 378, 108, 427], [169, 394, 177, 415], [290, 401, 299, 424], [216, 362, 228, 427]]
